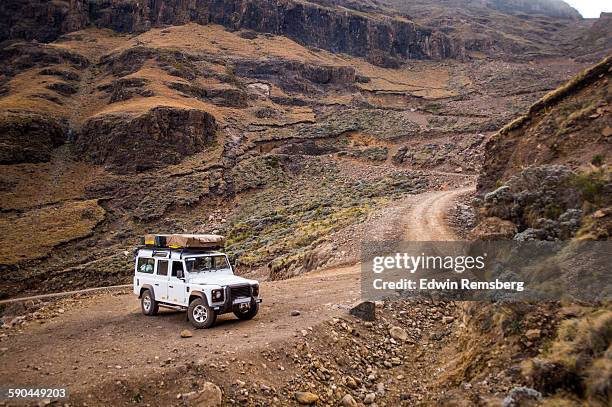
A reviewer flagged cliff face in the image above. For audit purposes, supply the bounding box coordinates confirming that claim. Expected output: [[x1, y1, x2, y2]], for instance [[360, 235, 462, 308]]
[[190, 0, 459, 62], [75, 107, 218, 173], [0, 0, 461, 65], [0, 0, 89, 42], [0, 112, 68, 164]]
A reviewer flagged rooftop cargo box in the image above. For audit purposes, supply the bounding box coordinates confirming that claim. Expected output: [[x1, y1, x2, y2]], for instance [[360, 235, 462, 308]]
[[143, 234, 225, 249]]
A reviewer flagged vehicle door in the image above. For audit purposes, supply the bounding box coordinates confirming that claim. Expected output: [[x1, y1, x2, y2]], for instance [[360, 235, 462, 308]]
[[168, 260, 187, 305], [135, 256, 156, 296], [155, 259, 169, 302]]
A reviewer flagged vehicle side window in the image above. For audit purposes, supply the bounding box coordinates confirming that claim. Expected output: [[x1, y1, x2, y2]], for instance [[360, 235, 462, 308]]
[[157, 260, 168, 276], [137, 258, 155, 274], [171, 261, 184, 278]]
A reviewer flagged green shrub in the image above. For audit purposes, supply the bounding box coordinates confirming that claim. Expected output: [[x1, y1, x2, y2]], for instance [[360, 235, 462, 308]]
[[572, 171, 610, 206], [591, 154, 604, 167]]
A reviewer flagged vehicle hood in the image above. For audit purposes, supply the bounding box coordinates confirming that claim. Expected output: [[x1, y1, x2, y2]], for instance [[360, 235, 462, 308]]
[[187, 274, 258, 287]]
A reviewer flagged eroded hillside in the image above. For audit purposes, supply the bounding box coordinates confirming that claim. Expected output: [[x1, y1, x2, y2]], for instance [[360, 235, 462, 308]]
[[474, 55, 611, 241], [0, 0, 596, 299], [0, 2, 610, 406]]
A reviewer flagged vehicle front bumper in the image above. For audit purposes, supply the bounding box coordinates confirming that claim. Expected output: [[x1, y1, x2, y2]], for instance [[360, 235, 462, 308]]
[[212, 297, 262, 313]]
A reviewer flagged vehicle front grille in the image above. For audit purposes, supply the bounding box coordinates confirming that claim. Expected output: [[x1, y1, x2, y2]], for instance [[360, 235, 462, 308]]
[[230, 285, 252, 300]]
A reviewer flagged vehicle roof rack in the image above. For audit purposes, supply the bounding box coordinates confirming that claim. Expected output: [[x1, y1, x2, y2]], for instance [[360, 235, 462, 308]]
[[135, 246, 225, 258], [142, 233, 225, 249]]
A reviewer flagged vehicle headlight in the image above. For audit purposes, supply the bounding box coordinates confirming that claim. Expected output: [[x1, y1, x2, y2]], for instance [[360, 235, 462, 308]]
[[252, 284, 259, 297], [211, 289, 224, 302]]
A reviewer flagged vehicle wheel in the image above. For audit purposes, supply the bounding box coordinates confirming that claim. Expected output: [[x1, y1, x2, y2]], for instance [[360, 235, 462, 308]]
[[188, 298, 216, 329], [234, 300, 259, 320], [141, 290, 159, 316]]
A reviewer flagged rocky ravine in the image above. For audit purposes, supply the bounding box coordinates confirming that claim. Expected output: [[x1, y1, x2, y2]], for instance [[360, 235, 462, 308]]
[[1, 13, 589, 298]]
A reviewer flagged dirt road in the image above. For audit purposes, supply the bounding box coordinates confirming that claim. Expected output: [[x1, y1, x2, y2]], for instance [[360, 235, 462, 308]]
[[403, 186, 473, 241], [0, 187, 473, 404]]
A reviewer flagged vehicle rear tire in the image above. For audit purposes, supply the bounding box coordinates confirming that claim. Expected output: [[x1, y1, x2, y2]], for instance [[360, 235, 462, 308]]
[[141, 290, 159, 316], [188, 297, 216, 329], [234, 300, 259, 320]]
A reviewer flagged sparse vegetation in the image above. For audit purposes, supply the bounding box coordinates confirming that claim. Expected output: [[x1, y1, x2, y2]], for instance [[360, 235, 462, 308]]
[[0, 199, 105, 265], [572, 170, 611, 207], [523, 307, 612, 406], [222, 157, 429, 275]]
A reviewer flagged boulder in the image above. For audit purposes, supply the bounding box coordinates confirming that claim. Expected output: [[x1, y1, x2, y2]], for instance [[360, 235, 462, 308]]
[[389, 326, 408, 341], [294, 391, 319, 404], [341, 394, 358, 407], [502, 386, 542, 407], [191, 382, 223, 407], [525, 329, 541, 340], [350, 301, 376, 321]]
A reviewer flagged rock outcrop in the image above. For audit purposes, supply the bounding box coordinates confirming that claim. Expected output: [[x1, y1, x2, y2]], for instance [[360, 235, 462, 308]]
[[0, 42, 89, 82], [75, 107, 217, 172], [0, 0, 89, 42], [0, 112, 68, 164], [0, 0, 461, 65], [235, 59, 357, 93]]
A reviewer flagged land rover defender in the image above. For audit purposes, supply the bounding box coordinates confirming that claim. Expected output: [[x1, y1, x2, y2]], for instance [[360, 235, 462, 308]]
[[133, 234, 261, 328]]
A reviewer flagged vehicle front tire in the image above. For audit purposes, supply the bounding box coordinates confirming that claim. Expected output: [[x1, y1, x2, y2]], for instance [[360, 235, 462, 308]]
[[188, 298, 216, 329], [141, 290, 159, 316], [234, 300, 259, 320]]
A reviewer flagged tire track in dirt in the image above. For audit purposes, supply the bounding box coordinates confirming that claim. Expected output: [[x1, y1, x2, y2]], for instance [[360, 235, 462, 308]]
[[404, 186, 474, 241]]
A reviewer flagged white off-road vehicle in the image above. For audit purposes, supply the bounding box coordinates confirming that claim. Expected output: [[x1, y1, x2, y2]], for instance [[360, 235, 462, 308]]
[[133, 234, 261, 328]]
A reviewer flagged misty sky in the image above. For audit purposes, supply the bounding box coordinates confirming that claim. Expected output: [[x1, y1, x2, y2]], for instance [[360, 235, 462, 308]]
[[564, 0, 612, 18]]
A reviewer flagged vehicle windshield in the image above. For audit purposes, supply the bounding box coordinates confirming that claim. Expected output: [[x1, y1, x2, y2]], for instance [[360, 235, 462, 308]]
[[184, 255, 230, 273]]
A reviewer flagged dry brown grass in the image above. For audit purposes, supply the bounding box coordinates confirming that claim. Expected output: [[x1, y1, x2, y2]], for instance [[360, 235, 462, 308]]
[[51, 28, 131, 61], [0, 23, 461, 130], [0, 68, 71, 116], [521, 306, 612, 405], [0, 157, 104, 210], [353, 60, 457, 98], [0, 199, 105, 265], [499, 55, 612, 136], [128, 24, 343, 65], [126, 23, 457, 99]]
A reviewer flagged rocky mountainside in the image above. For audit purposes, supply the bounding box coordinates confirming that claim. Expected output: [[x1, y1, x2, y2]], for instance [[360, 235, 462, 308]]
[[473, 55, 611, 241], [0, 1, 599, 63], [571, 12, 612, 62], [0, 0, 460, 65], [380, 0, 596, 60], [486, 0, 581, 19], [0, 2, 610, 406], [0, 1, 605, 297]]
